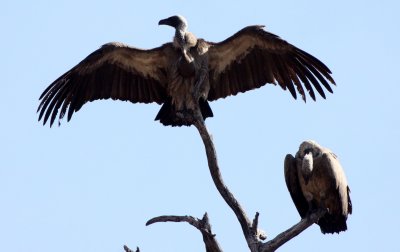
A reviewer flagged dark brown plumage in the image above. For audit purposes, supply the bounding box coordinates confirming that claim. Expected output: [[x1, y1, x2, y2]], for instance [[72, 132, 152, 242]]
[[284, 140, 352, 234], [38, 15, 335, 127]]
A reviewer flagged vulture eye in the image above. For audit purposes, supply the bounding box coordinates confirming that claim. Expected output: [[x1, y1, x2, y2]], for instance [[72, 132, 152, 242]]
[[304, 148, 313, 155]]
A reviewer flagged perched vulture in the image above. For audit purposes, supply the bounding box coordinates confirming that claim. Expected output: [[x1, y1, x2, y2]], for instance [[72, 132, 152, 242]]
[[38, 15, 336, 127], [284, 140, 352, 234]]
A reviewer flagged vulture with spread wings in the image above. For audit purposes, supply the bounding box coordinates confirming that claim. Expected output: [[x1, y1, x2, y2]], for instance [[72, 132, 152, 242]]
[[38, 15, 335, 127]]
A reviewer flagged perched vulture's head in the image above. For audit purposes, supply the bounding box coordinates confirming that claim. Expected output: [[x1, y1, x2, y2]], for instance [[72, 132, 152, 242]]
[[158, 15, 188, 29], [296, 140, 323, 159]]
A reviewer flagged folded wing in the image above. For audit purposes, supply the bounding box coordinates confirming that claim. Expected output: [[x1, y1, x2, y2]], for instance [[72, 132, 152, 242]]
[[284, 154, 309, 218]]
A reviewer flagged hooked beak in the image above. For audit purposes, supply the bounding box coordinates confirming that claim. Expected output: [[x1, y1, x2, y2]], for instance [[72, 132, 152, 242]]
[[158, 18, 169, 26]]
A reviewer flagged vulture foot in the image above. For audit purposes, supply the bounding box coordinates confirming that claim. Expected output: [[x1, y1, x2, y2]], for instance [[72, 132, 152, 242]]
[[306, 207, 328, 224]]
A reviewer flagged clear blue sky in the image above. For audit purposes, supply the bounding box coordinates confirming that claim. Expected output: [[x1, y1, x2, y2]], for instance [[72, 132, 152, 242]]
[[2, 0, 399, 251]]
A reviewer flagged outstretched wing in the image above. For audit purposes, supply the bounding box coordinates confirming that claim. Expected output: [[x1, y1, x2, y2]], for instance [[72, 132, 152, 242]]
[[38, 42, 173, 127], [207, 26, 335, 101], [284, 154, 309, 218]]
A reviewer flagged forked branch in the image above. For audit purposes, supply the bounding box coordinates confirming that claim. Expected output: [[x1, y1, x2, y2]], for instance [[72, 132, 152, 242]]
[[146, 213, 222, 252]]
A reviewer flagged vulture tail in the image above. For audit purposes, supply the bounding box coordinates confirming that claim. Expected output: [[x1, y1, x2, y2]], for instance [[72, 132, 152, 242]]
[[318, 213, 348, 234], [199, 98, 214, 120], [155, 98, 213, 127]]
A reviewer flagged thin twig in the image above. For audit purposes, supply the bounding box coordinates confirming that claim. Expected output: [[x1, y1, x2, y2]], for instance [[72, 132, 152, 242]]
[[146, 215, 201, 227], [251, 212, 267, 241], [146, 213, 223, 252]]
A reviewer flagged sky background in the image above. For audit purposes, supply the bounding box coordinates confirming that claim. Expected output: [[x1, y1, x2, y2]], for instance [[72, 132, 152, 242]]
[[2, 0, 399, 251]]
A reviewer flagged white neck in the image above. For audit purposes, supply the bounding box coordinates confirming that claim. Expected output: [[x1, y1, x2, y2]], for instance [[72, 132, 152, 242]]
[[301, 152, 314, 175]]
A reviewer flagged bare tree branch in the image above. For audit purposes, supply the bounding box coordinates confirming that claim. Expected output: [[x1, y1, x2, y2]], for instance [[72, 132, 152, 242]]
[[146, 213, 223, 252], [260, 209, 327, 252], [193, 114, 259, 251]]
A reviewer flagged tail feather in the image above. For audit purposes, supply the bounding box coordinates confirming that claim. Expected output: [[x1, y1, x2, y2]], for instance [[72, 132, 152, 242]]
[[199, 98, 213, 119], [154, 100, 177, 126], [155, 98, 213, 126], [318, 213, 348, 234]]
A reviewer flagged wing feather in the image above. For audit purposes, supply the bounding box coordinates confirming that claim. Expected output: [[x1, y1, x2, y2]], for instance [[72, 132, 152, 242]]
[[295, 56, 327, 98], [207, 26, 335, 101], [273, 54, 297, 98], [296, 53, 334, 94], [284, 154, 309, 218], [38, 42, 172, 126], [292, 62, 316, 101]]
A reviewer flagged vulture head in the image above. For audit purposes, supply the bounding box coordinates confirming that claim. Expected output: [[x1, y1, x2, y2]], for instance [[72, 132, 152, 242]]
[[296, 140, 322, 183], [158, 15, 188, 30], [296, 140, 322, 159]]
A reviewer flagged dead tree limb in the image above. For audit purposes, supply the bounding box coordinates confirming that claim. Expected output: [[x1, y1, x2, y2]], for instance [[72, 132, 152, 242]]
[[193, 114, 260, 251], [146, 213, 222, 252], [260, 209, 326, 252]]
